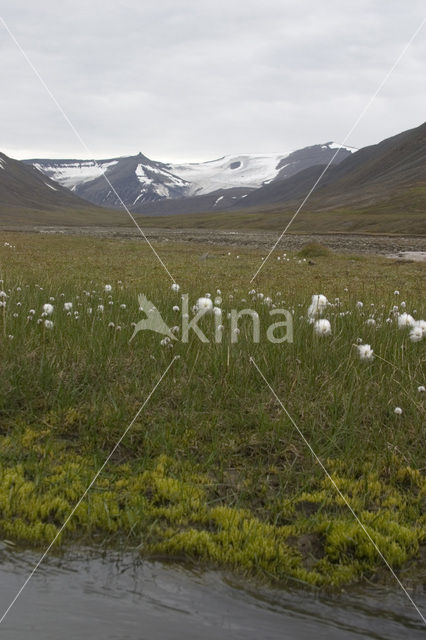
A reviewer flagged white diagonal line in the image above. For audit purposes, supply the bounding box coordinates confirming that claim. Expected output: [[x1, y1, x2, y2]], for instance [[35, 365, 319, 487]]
[[249, 355, 426, 626], [0, 16, 177, 285], [250, 18, 426, 282], [0, 355, 179, 625]]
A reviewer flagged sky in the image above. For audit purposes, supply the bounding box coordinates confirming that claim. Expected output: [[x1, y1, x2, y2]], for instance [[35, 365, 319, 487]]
[[0, 0, 425, 162]]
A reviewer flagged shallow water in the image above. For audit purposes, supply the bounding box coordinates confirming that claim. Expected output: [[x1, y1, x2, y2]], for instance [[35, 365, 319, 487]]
[[0, 548, 424, 639], [386, 251, 426, 262]]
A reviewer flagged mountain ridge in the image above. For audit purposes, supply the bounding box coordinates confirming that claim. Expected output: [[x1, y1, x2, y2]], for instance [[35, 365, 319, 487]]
[[0, 151, 95, 211], [23, 142, 355, 211]]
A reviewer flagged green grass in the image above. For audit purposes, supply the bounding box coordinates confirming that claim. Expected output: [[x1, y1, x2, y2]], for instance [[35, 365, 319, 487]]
[[128, 184, 426, 234], [0, 232, 425, 587], [297, 241, 332, 258], [1, 183, 426, 235]]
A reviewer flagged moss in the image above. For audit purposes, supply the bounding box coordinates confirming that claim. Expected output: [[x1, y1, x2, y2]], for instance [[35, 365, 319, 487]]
[[0, 432, 424, 588]]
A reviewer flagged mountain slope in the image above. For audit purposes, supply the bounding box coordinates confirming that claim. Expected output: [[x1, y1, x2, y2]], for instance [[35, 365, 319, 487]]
[[24, 143, 354, 211], [27, 153, 191, 209], [237, 122, 426, 211], [0, 151, 92, 210], [130, 145, 356, 216]]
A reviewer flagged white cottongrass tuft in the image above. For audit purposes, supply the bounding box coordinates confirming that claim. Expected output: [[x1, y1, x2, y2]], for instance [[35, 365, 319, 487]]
[[171, 283, 180, 292], [397, 312, 415, 328], [313, 318, 331, 336], [417, 385, 425, 393], [44, 319, 54, 329], [308, 294, 328, 319], [409, 326, 423, 342], [64, 302, 73, 311], [195, 297, 213, 313], [414, 319, 426, 336], [357, 343, 374, 361], [104, 284, 112, 292], [42, 303, 54, 315], [394, 407, 403, 415], [172, 305, 180, 312], [356, 301, 363, 309]]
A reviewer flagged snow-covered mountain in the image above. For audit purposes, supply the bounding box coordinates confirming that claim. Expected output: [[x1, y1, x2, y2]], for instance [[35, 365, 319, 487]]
[[26, 153, 191, 208], [167, 153, 289, 195], [23, 143, 356, 211]]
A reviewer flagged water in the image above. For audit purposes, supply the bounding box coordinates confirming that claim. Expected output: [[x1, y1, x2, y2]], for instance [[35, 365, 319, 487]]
[[0, 548, 424, 639]]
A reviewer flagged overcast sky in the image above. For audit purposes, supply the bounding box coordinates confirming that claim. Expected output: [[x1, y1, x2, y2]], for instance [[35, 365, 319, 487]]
[[0, 0, 425, 162]]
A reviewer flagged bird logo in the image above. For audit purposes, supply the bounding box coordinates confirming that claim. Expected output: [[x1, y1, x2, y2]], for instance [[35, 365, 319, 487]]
[[129, 294, 177, 342]]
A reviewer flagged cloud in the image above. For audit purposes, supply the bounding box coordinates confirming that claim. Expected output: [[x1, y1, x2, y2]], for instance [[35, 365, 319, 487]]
[[0, 0, 425, 161]]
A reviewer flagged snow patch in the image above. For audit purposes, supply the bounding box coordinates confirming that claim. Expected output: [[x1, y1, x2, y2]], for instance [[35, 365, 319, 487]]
[[32, 160, 118, 188], [168, 153, 290, 196], [135, 164, 154, 186], [326, 142, 357, 153]]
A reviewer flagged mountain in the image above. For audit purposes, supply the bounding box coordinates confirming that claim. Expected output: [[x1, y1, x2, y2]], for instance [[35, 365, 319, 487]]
[[0, 151, 93, 210], [0, 151, 130, 227], [23, 143, 355, 212], [127, 122, 426, 235], [25, 153, 190, 209], [235, 121, 426, 211]]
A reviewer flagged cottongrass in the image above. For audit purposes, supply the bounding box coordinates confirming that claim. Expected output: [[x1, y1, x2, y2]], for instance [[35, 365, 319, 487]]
[[397, 312, 415, 328], [307, 294, 328, 320], [313, 318, 331, 336], [357, 343, 374, 361], [409, 326, 423, 342], [196, 297, 214, 313], [415, 319, 426, 336]]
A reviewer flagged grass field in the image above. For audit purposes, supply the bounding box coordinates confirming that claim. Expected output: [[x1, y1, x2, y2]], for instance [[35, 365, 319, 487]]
[[1, 183, 426, 236], [0, 232, 425, 588]]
